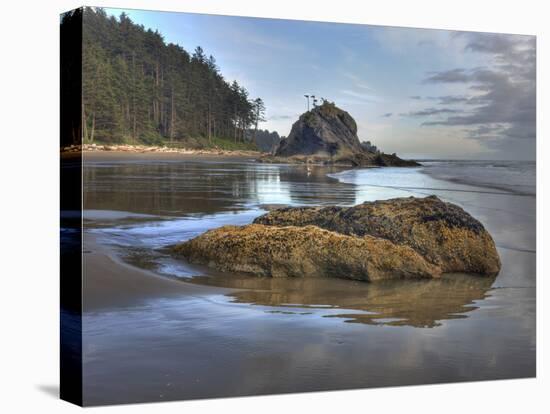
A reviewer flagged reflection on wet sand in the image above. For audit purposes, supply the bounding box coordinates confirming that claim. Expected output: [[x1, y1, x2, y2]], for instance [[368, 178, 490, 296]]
[[81, 154, 535, 403], [83, 158, 356, 217], [278, 164, 357, 205], [187, 272, 496, 328]]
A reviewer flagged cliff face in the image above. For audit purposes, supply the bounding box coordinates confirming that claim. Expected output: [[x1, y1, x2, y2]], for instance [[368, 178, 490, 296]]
[[276, 102, 364, 158], [274, 102, 418, 166]]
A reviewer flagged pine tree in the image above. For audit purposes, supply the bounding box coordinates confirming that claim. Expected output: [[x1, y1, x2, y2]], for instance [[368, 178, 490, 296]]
[[252, 98, 266, 142], [79, 7, 261, 147]]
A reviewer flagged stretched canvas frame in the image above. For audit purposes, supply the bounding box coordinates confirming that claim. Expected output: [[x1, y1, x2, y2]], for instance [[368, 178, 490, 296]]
[[60, 6, 536, 407]]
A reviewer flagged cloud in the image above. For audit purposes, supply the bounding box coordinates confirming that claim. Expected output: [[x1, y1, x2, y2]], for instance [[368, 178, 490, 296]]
[[343, 72, 374, 91], [340, 89, 377, 103], [463, 124, 506, 140], [409, 95, 488, 106], [381, 112, 393, 118], [460, 32, 532, 57], [435, 95, 472, 105], [421, 94, 491, 106], [268, 114, 296, 121], [403, 108, 462, 117], [424, 68, 470, 83], [420, 32, 535, 145]]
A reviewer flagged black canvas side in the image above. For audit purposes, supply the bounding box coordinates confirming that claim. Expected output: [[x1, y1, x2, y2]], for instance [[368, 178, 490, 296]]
[[60, 7, 83, 407]]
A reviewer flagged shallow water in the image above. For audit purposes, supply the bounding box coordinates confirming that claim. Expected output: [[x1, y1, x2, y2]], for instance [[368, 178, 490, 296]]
[[82, 156, 535, 405]]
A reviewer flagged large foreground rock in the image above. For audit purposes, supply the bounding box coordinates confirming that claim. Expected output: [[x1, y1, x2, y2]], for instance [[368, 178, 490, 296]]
[[254, 195, 501, 276], [173, 224, 441, 282]]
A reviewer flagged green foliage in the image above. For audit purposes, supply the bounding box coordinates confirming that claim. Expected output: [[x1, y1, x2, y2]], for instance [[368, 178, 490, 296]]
[[210, 136, 257, 151], [303, 111, 316, 124], [80, 7, 263, 146], [317, 100, 339, 116]]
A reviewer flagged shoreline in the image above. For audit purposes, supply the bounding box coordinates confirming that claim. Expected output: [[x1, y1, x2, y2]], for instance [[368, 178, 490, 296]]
[[82, 149, 262, 163], [420, 163, 536, 197], [71, 144, 420, 167], [65, 143, 263, 158], [81, 156, 535, 404], [83, 157, 535, 312], [83, 232, 231, 312]]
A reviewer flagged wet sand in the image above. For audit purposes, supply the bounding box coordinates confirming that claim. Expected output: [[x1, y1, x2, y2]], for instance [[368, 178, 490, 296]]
[[83, 233, 228, 312], [81, 155, 535, 405]]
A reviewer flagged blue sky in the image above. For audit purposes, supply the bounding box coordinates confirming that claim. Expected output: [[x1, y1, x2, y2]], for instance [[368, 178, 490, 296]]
[[105, 8, 535, 160]]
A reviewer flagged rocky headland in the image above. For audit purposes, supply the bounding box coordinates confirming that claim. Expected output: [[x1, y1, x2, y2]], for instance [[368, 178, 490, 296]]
[[64, 102, 416, 167], [173, 195, 501, 282], [263, 101, 419, 167]]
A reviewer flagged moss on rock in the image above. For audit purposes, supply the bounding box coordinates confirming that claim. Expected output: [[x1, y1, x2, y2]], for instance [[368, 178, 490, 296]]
[[254, 195, 501, 276], [173, 224, 441, 282]]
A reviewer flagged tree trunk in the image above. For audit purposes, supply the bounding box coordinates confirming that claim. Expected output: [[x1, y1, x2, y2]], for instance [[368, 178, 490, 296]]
[[132, 109, 136, 144], [254, 106, 259, 142], [132, 51, 137, 143], [234, 109, 238, 143], [240, 119, 245, 142], [90, 113, 96, 143], [170, 84, 175, 143], [82, 105, 88, 142], [207, 103, 212, 144], [160, 68, 164, 135]]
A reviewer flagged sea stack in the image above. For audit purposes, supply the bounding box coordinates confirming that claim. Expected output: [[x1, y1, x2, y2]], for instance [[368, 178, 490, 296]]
[[272, 101, 419, 166]]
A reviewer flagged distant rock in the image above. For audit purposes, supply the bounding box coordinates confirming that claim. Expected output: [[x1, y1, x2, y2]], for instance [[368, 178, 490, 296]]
[[373, 153, 421, 167], [272, 102, 419, 166], [173, 196, 500, 281], [247, 129, 281, 153], [361, 140, 378, 153], [254, 195, 501, 276], [173, 224, 441, 282]]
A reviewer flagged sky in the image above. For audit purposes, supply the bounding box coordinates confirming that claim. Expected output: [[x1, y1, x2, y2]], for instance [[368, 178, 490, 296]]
[[106, 8, 536, 160]]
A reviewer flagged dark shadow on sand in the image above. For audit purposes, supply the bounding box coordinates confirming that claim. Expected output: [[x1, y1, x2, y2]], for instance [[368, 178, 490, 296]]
[[36, 384, 59, 399]]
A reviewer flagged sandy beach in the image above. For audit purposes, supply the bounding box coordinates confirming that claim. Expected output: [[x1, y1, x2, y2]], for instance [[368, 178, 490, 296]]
[[83, 233, 228, 312], [55, 9, 538, 408], [83, 149, 261, 163], [80, 154, 535, 405]]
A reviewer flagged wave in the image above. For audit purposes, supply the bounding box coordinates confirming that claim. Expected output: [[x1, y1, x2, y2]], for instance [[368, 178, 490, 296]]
[[421, 160, 536, 197]]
